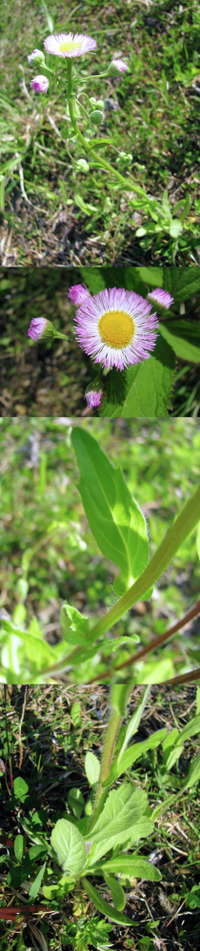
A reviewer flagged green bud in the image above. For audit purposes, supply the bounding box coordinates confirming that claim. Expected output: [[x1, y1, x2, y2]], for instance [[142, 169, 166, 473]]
[[76, 159, 90, 172], [89, 110, 104, 126], [89, 97, 104, 109]]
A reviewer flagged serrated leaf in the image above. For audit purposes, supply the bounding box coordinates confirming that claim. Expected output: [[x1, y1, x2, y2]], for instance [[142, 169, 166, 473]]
[[71, 427, 150, 597], [163, 267, 200, 302], [85, 751, 100, 786], [159, 320, 200, 363], [99, 335, 175, 417], [51, 819, 87, 874], [60, 603, 90, 645], [88, 783, 147, 846]]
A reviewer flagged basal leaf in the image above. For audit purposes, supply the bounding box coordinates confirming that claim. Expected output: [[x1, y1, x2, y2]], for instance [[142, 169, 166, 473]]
[[71, 427, 150, 596], [51, 819, 87, 874], [83, 876, 132, 926], [85, 752, 100, 786], [96, 855, 162, 882]]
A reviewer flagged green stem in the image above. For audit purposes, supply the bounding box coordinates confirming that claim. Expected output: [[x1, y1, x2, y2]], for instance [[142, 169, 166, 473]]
[[87, 685, 132, 834], [41, 482, 200, 679], [87, 706, 122, 834], [67, 60, 78, 133]]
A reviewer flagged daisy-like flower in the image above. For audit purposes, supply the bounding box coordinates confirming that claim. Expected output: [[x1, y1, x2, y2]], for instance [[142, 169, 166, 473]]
[[44, 32, 97, 58], [147, 288, 174, 309], [74, 287, 159, 371], [68, 284, 91, 306], [28, 318, 54, 340], [31, 75, 49, 94]]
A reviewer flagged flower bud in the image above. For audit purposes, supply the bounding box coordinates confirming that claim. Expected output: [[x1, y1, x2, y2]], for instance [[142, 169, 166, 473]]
[[89, 109, 104, 125], [27, 318, 55, 341], [147, 289, 174, 309], [107, 59, 128, 75], [76, 159, 90, 172], [85, 388, 103, 409], [28, 49, 45, 67], [89, 97, 104, 109], [116, 151, 132, 167], [31, 75, 49, 94], [68, 284, 91, 306]]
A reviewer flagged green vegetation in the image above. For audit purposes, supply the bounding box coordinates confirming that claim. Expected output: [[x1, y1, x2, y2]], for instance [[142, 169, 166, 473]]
[[0, 684, 199, 950], [0, 0, 200, 264], [0, 418, 200, 683]]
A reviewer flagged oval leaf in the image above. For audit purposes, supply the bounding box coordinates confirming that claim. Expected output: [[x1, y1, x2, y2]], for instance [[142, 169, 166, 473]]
[[51, 819, 87, 875]]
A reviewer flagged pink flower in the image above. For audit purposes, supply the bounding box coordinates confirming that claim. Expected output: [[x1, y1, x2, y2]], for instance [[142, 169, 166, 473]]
[[28, 318, 51, 341], [147, 289, 174, 309], [44, 32, 97, 58], [110, 58, 127, 73], [73, 287, 159, 371], [31, 75, 49, 94], [68, 284, 91, 306], [85, 389, 103, 408]]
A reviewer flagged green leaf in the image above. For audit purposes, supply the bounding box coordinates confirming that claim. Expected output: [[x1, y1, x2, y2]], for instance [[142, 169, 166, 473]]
[[184, 752, 200, 788], [87, 783, 148, 861], [96, 855, 162, 882], [51, 819, 87, 874], [60, 603, 90, 645], [99, 336, 175, 417], [14, 835, 25, 862], [136, 267, 163, 286], [85, 752, 100, 786], [176, 713, 200, 744], [82, 876, 132, 926], [169, 219, 183, 238], [159, 320, 200, 363], [29, 862, 46, 899], [68, 788, 85, 820], [13, 777, 29, 803], [80, 267, 107, 293], [71, 427, 150, 596], [115, 728, 167, 778], [104, 874, 125, 911], [163, 267, 200, 302], [71, 701, 82, 726]]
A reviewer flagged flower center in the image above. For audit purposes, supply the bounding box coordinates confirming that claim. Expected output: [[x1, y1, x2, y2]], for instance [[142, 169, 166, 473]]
[[59, 40, 80, 52], [98, 309, 135, 348]]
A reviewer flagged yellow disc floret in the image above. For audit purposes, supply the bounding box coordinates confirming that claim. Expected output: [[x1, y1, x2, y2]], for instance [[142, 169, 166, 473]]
[[98, 309, 135, 348], [59, 40, 80, 52]]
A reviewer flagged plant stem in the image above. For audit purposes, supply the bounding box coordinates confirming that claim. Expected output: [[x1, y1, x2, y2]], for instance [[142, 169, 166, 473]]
[[87, 705, 122, 834]]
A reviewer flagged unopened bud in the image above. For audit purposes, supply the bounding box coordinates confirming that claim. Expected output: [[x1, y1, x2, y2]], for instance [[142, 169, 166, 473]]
[[89, 109, 104, 126], [76, 159, 90, 172], [28, 49, 45, 67], [31, 75, 49, 94]]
